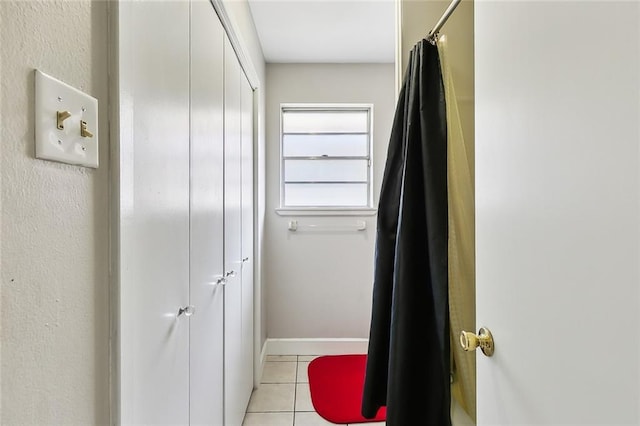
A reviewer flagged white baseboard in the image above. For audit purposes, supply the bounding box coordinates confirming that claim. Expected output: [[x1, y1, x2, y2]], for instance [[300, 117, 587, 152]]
[[265, 338, 369, 356]]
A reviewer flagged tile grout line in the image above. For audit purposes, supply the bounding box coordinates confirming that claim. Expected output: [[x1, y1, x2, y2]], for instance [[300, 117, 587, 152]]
[[293, 356, 301, 426], [251, 356, 362, 426]]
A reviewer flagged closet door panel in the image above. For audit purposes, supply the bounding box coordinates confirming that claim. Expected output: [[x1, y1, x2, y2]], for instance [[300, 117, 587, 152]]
[[118, 1, 190, 424], [190, 1, 225, 424], [240, 75, 255, 398], [224, 36, 246, 426]]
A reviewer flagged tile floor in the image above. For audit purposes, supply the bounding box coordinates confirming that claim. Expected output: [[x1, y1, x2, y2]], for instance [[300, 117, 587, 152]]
[[243, 355, 385, 426]]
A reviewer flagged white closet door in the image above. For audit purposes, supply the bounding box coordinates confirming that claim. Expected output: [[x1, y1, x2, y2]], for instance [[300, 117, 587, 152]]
[[224, 36, 246, 426], [240, 75, 255, 399], [189, 1, 225, 424], [118, 1, 190, 424]]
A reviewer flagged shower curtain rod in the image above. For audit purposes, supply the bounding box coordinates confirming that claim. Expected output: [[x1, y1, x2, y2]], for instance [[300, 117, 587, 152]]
[[427, 0, 462, 43]]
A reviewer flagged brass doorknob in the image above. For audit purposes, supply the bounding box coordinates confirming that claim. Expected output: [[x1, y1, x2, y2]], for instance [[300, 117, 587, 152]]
[[460, 327, 494, 357]]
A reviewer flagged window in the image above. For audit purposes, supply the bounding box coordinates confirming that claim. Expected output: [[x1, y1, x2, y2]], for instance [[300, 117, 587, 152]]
[[279, 104, 373, 211]]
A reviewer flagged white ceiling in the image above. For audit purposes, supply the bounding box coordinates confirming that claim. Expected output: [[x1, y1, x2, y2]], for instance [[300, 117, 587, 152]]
[[247, 0, 395, 63]]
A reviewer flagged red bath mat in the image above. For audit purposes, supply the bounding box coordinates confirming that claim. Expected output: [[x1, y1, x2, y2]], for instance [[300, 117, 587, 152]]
[[307, 354, 386, 424]]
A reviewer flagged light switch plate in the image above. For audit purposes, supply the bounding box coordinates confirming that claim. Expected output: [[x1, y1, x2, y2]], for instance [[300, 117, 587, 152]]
[[35, 70, 99, 168]]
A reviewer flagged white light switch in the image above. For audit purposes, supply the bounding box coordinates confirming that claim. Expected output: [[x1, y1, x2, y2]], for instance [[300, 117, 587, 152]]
[[35, 70, 99, 168]]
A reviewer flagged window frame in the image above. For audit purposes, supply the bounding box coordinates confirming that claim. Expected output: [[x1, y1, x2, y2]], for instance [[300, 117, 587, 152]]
[[277, 103, 377, 216]]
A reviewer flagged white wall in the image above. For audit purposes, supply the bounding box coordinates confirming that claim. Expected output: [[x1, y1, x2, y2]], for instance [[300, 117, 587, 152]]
[[0, 2, 3, 417], [265, 63, 395, 339], [1, 1, 110, 423]]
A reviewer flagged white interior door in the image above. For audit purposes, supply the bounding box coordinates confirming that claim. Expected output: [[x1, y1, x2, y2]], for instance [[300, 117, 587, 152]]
[[118, 1, 190, 423], [224, 36, 246, 426], [475, 2, 640, 424], [189, 1, 225, 424], [240, 74, 255, 401]]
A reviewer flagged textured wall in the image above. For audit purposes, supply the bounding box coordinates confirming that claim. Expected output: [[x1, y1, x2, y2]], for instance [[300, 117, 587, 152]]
[[1, 1, 110, 424], [265, 63, 395, 339], [0, 3, 4, 418]]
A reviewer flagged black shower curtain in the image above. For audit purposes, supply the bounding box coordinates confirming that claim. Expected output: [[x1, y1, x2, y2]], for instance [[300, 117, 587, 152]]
[[362, 40, 450, 426]]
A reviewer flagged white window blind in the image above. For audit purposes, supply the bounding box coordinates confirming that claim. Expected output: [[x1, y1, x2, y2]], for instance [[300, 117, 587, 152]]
[[280, 105, 373, 209]]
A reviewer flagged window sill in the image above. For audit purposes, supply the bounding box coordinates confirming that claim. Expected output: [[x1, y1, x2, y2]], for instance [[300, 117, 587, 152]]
[[275, 207, 378, 217]]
